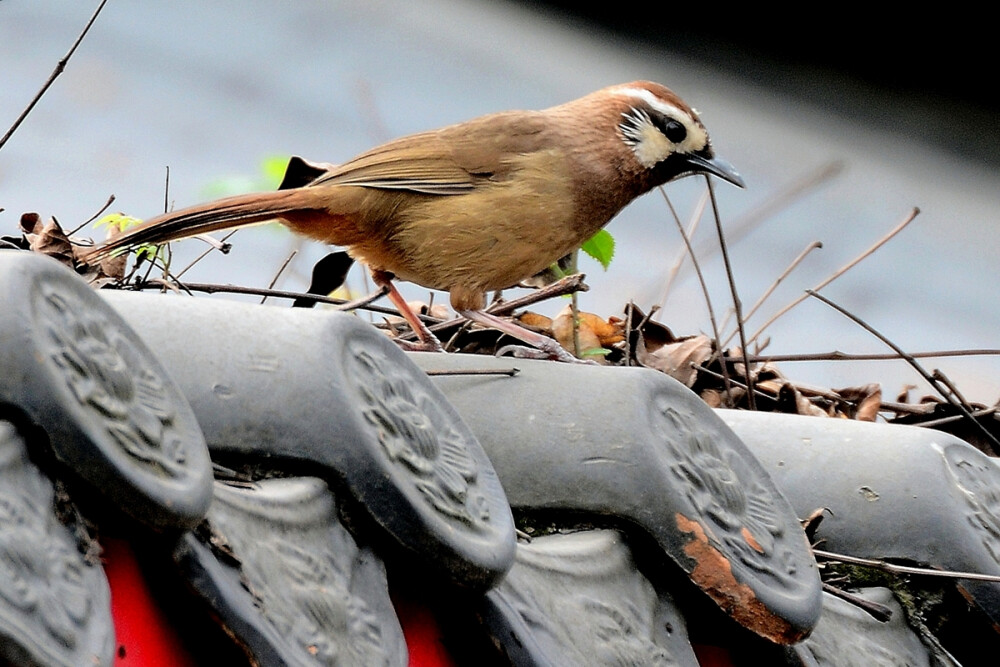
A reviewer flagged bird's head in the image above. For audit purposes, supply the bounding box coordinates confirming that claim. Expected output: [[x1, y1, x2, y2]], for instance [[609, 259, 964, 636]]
[[609, 81, 744, 189]]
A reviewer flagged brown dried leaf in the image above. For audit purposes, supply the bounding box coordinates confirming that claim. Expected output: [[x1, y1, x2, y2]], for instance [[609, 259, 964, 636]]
[[582, 311, 625, 346], [516, 311, 553, 331], [551, 305, 606, 361], [624, 303, 676, 353], [896, 384, 917, 404], [775, 382, 828, 417], [73, 219, 127, 285], [21, 213, 75, 267], [700, 388, 724, 408], [637, 334, 712, 387], [800, 508, 827, 542], [836, 383, 882, 422]]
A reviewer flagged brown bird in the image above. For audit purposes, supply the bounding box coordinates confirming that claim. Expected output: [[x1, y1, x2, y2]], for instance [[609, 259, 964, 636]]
[[84, 81, 743, 361]]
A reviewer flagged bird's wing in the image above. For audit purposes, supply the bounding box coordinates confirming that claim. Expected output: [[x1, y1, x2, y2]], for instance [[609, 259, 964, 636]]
[[310, 111, 550, 195]]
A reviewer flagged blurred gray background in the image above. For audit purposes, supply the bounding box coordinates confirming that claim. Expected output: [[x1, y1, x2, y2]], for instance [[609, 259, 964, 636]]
[[2, 1, 997, 402]]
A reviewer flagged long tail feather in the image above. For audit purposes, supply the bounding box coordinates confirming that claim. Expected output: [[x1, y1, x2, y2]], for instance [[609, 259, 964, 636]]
[[83, 189, 317, 262]]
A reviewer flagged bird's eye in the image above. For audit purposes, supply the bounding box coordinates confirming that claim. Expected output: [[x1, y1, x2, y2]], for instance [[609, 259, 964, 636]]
[[655, 117, 687, 144]]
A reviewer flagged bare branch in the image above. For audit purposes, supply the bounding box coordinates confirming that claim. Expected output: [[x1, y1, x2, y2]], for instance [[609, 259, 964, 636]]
[[806, 289, 1000, 454], [707, 176, 756, 409], [260, 250, 297, 304], [814, 548, 1000, 583], [659, 186, 732, 400], [724, 240, 823, 348], [745, 348, 1000, 363], [748, 207, 919, 345], [0, 0, 111, 152], [655, 189, 708, 308], [67, 194, 116, 236]]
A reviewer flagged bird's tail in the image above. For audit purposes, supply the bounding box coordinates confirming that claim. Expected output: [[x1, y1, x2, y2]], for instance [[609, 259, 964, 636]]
[[82, 188, 324, 263]]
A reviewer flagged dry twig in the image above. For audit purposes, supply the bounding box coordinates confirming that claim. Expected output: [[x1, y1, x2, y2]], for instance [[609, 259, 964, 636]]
[[814, 549, 1000, 583], [748, 207, 920, 346], [744, 348, 1000, 363], [724, 240, 823, 348], [260, 250, 297, 304], [806, 289, 1000, 454], [707, 177, 756, 409], [660, 187, 732, 399], [0, 0, 110, 153]]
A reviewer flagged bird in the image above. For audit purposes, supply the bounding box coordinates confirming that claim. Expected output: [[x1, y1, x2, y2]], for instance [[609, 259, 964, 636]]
[[83, 81, 744, 361]]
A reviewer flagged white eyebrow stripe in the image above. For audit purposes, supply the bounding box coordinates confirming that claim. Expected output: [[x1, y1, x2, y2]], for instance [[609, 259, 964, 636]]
[[611, 86, 687, 120]]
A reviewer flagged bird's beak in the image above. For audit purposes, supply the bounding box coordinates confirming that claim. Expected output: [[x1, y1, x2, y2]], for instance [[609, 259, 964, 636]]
[[683, 153, 746, 188]]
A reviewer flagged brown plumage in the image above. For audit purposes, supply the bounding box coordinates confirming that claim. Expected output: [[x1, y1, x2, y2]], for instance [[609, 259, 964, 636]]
[[84, 81, 743, 360]]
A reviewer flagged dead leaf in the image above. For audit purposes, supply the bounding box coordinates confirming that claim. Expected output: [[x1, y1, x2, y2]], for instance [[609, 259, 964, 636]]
[[836, 383, 882, 422], [623, 303, 676, 354], [637, 334, 712, 387], [516, 311, 553, 331], [551, 305, 606, 361], [700, 388, 724, 408], [21, 213, 75, 267], [896, 384, 917, 404]]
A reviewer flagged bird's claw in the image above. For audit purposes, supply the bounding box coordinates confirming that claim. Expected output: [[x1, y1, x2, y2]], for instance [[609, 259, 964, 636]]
[[392, 337, 445, 353], [496, 343, 596, 365]]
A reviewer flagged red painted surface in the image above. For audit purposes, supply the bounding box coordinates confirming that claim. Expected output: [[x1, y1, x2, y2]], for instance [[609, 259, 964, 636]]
[[105, 533, 455, 666], [392, 589, 456, 667], [693, 643, 736, 666], [103, 536, 196, 667]]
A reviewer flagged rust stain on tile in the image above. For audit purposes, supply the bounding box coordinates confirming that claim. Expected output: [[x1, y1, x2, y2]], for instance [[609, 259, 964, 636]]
[[676, 513, 805, 644]]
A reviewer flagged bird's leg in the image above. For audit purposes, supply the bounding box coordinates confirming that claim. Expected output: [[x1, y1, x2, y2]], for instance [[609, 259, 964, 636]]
[[458, 309, 585, 364], [370, 270, 445, 352]]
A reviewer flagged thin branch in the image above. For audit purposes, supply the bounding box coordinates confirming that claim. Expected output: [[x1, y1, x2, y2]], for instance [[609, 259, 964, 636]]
[[131, 279, 436, 322], [486, 274, 588, 316], [675, 161, 843, 277], [745, 348, 1000, 363], [569, 251, 582, 357], [260, 250, 297, 304], [788, 381, 856, 402], [723, 240, 823, 348], [424, 368, 520, 377], [707, 176, 756, 409], [695, 365, 774, 403], [67, 194, 116, 236], [0, 0, 110, 152], [624, 301, 635, 367], [331, 284, 389, 313], [656, 189, 709, 309], [660, 187, 731, 399], [163, 165, 171, 214], [916, 406, 998, 428], [931, 369, 974, 413], [806, 289, 1000, 454], [879, 400, 936, 416], [748, 207, 920, 346], [814, 548, 1000, 583], [173, 229, 240, 279]]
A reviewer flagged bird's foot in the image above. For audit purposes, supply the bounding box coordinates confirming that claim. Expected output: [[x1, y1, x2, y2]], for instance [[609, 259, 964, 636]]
[[459, 308, 596, 364], [393, 336, 445, 353], [496, 343, 596, 365]]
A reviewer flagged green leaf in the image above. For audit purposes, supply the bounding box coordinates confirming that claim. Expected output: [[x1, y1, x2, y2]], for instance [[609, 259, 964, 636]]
[[261, 155, 291, 189], [94, 213, 163, 261], [201, 155, 291, 197], [95, 213, 143, 232], [580, 229, 615, 270]]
